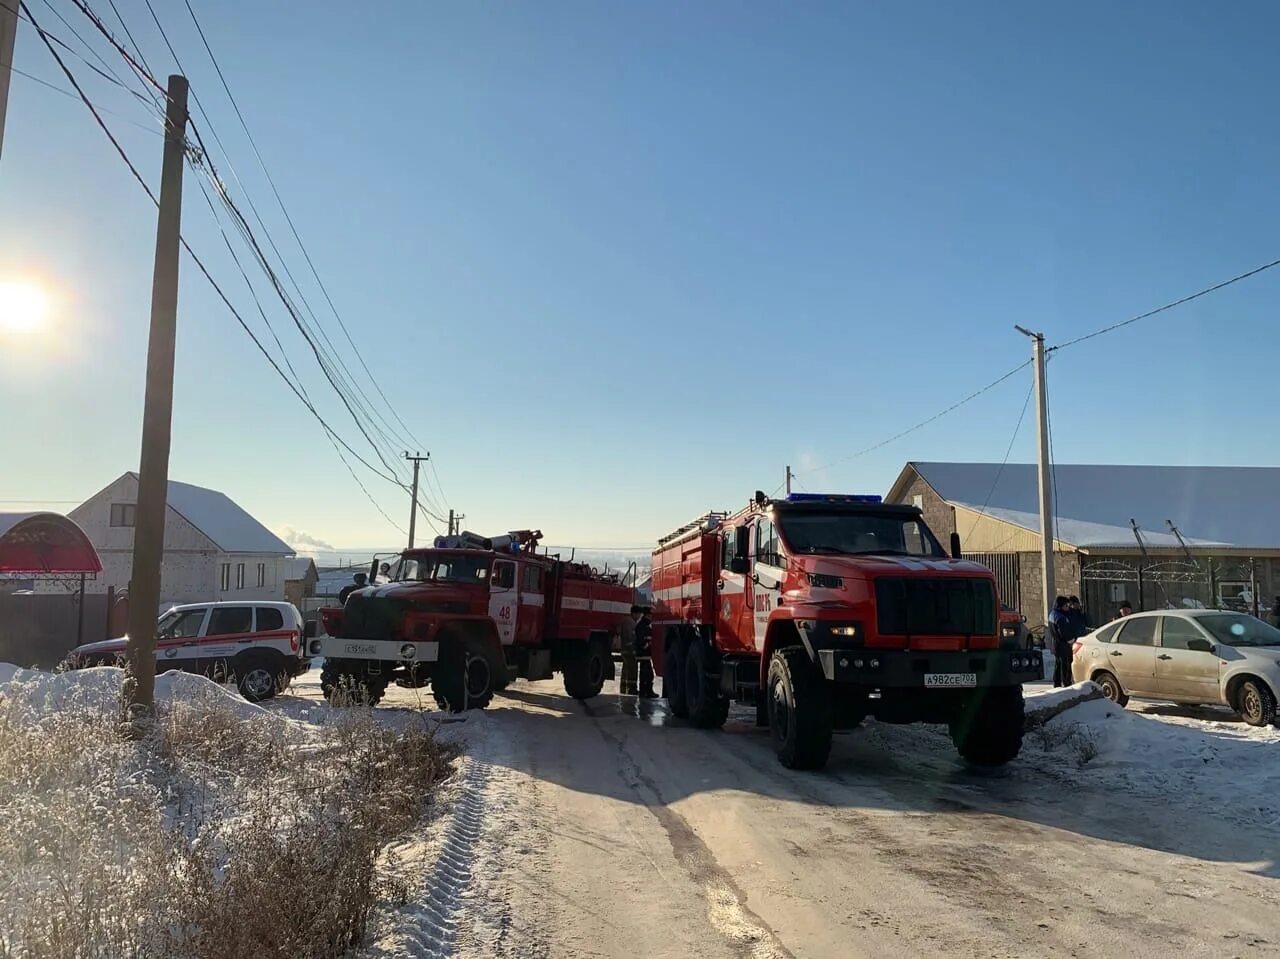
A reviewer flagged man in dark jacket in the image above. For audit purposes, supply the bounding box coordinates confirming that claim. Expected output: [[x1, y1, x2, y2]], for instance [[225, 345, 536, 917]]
[[635, 607, 656, 699], [1047, 595, 1073, 687], [338, 572, 368, 606]]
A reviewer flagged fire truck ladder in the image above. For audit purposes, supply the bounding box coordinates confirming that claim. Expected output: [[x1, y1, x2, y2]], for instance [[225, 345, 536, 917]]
[[657, 511, 729, 548]]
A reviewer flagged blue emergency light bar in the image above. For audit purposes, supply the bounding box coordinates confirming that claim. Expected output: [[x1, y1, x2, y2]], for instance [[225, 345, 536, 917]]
[[785, 493, 882, 504]]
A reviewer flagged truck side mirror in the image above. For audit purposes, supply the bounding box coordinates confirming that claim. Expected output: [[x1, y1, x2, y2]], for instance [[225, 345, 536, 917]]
[[303, 620, 318, 639], [734, 525, 749, 558], [950, 532, 962, 559], [730, 557, 749, 575]]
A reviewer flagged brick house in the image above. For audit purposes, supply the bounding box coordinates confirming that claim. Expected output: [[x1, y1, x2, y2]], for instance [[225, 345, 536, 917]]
[[37, 472, 295, 610], [887, 462, 1280, 628]]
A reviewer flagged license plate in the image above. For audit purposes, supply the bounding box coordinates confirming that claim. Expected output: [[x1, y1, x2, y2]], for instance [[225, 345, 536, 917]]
[[924, 672, 977, 688], [344, 642, 379, 656]]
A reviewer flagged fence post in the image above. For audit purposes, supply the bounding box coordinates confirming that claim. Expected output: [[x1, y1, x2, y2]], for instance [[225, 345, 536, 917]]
[[1137, 566, 1144, 611], [1208, 559, 1217, 609]]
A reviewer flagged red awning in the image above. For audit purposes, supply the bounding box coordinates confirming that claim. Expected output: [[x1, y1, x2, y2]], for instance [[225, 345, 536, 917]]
[[0, 512, 103, 574]]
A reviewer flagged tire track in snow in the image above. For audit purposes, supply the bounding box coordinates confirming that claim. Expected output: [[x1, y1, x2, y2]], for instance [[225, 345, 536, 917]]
[[374, 759, 490, 959]]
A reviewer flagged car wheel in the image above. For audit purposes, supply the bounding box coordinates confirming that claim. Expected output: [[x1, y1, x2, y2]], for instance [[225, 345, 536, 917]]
[[1237, 679, 1277, 727], [235, 658, 284, 703], [1094, 670, 1129, 708]]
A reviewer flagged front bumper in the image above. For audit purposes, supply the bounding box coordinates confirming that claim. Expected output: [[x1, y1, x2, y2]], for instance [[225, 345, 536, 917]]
[[817, 648, 1043, 687], [317, 637, 440, 663]]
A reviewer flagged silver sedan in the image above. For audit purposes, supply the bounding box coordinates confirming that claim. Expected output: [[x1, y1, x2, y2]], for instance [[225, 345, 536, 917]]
[[1070, 609, 1280, 726]]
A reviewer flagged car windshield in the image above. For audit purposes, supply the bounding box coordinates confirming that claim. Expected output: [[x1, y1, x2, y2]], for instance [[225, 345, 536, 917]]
[[394, 553, 491, 585], [1197, 613, 1280, 648], [777, 512, 946, 557]]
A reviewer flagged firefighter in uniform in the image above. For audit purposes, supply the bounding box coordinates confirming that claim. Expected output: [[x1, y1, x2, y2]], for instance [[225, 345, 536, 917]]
[[634, 606, 656, 699], [620, 607, 639, 695]]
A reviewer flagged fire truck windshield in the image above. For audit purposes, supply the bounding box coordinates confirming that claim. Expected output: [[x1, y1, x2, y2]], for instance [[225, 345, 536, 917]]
[[394, 553, 491, 585], [777, 512, 946, 558]]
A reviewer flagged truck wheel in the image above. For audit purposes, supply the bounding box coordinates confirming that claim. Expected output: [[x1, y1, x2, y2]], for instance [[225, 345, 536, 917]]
[[684, 640, 729, 729], [432, 634, 496, 712], [233, 655, 286, 703], [664, 632, 689, 718], [767, 646, 832, 770], [950, 686, 1025, 766], [321, 661, 386, 707], [564, 639, 609, 700]]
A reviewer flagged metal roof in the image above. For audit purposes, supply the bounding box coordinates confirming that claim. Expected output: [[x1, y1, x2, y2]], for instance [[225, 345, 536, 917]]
[[132, 474, 294, 555], [910, 462, 1280, 549]]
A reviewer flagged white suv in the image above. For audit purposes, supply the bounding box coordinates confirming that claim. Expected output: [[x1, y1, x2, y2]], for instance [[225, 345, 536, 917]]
[[65, 601, 311, 702]]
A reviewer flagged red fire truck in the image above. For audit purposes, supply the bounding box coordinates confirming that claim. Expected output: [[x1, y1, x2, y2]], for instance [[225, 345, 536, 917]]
[[314, 530, 635, 708], [651, 492, 1042, 770]]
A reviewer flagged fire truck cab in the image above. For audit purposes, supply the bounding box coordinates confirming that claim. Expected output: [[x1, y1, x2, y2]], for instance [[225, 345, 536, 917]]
[[315, 530, 633, 709], [652, 492, 1041, 769]]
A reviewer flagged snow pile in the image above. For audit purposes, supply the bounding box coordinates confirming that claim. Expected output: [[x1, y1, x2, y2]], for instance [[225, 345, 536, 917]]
[[0, 663, 457, 958], [1023, 683, 1280, 831], [0, 663, 272, 722]]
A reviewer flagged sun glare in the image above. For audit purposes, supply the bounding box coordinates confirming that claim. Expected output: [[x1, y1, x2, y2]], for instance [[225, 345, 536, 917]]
[[0, 280, 50, 332]]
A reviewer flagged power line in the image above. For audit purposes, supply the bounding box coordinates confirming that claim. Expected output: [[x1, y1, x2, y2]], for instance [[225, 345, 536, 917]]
[[181, 0, 427, 455], [4, 59, 160, 133], [800, 360, 1032, 476], [1049, 256, 1280, 354], [964, 380, 1034, 540], [25, 14, 417, 537]]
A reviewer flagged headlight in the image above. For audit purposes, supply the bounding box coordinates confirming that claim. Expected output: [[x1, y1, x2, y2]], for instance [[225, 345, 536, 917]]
[[830, 624, 861, 638], [400, 643, 417, 659], [868, 658, 880, 669], [1001, 626, 1018, 637]]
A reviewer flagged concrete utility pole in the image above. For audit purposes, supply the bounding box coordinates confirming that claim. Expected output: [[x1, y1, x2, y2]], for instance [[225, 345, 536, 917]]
[[1015, 325, 1055, 623], [0, 0, 18, 163], [785, 465, 792, 496], [403, 452, 429, 547], [123, 75, 189, 719], [447, 509, 454, 537]]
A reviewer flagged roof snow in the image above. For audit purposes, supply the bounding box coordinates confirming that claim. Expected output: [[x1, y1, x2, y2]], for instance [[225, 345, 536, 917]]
[[911, 462, 1280, 549], [130, 474, 294, 555]]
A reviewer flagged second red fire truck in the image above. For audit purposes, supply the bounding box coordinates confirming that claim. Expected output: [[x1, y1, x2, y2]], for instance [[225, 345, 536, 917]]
[[651, 491, 1041, 770], [314, 530, 635, 708]]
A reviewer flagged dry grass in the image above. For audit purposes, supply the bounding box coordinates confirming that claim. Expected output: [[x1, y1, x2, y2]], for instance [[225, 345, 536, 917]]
[[0, 675, 456, 958]]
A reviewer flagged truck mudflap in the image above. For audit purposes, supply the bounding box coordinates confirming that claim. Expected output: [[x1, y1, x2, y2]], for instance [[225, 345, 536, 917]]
[[317, 637, 440, 663], [817, 648, 1042, 687]]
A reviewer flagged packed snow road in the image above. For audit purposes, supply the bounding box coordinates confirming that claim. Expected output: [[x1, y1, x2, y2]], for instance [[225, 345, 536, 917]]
[[282, 672, 1280, 958]]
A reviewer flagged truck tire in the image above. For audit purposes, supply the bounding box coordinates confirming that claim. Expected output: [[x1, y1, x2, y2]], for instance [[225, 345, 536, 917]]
[[767, 646, 833, 770], [432, 633, 496, 712], [950, 685, 1024, 766], [320, 660, 386, 707], [684, 640, 729, 729], [564, 638, 609, 701], [664, 632, 689, 718], [233, 654, 287, 703]]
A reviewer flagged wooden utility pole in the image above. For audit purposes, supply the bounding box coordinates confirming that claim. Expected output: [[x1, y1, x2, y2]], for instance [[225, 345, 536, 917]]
[[0, 0, 18, 163], [403, 452, 429, 547], [1016, 325, 1055, 623], [447, 508, 454, 537], [123, 75, 188, 719]]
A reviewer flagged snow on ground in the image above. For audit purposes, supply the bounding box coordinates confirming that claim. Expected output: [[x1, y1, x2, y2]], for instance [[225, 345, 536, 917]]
[[1021, 681, 1280, 832]]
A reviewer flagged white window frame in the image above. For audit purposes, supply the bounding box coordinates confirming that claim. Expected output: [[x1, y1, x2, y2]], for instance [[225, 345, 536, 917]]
[[219, 563, 231, 591], [235, 563, 245, 590]]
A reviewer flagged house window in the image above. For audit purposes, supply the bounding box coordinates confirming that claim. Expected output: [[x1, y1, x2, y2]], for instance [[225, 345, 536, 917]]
[[236, 563, 245, 590], [110, 503, 137, 527], [912, 494, 924, 510], [219, 563, 231, 591], [256, 563, 266, 588]]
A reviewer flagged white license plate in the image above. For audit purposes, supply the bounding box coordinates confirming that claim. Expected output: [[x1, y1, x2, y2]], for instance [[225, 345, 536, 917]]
[[924, 672, 977, 688]]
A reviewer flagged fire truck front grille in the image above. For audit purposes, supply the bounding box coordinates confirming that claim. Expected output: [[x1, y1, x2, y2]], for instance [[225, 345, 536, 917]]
[[341, 596, 412, 640], [874, 577, 997, 637]]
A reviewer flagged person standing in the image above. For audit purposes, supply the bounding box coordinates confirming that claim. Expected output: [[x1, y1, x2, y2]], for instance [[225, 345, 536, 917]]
[[338, 571, 368, 605], [1048, 595, 1073, 688], [1066, 595, 1089, 638], [619, 607, 639, 695], [1112, 601, 1133, 622], [635, 606, 656, 699]]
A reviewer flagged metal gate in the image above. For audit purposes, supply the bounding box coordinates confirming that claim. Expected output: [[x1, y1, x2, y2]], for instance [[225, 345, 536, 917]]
[[963, 552, 1021, 611], [1080, 556, 1263, 624]]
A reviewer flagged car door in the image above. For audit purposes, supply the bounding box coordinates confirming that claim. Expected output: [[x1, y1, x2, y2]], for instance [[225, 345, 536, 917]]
[[155, 607, 209, 673], [516, 563, 545, 645], [1154, 615, 1221, 703], [198, 606, 255, 679], [489, 559, 518, 646], [716, 525, 755, 654], [1107, 615, 1158, 696]]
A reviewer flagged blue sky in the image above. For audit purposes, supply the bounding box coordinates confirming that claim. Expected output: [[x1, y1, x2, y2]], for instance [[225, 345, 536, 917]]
[[2, 0, 1278, 550]]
